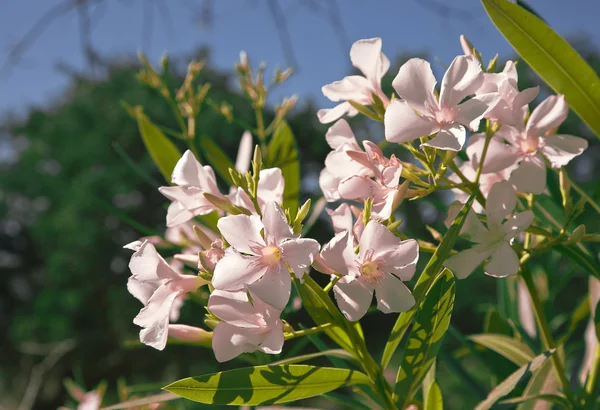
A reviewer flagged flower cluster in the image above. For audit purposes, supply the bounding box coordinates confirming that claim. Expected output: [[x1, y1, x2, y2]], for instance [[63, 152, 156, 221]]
[[123, 34, 589, 368]]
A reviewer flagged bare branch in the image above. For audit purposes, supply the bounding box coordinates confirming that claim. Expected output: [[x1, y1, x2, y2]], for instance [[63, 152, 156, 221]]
[[266, 0, 299, 69], [0, 0, 79, 77]]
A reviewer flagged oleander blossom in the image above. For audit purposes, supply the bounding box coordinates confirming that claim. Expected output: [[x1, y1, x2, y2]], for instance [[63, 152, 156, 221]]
[[228, 167, 285, 214], [479, 94, 588, 194], [208, 289, 284, 362], [212, 201, 320, 309], [158, 150, 226, 227], [318, 37, 390, 124], [443, 181, 533, 278], [316, 221, 419, 321], [125, 240, 208, 350], [476, 60, 539, 126], [385, 56, 497, 151]]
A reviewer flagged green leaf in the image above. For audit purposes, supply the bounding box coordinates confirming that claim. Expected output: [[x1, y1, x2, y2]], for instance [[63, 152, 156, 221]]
[[470, 334, 535, 366], [128, 107, 182, 182], [294, 276, 356, 353], [265, 121, 299, 212], [475, 350, 556, 410], [394, 270, 456, 407], [482, 0, 600, 139], [425, 381, 444, 410], [163, 365, 370, 405], [381, 193, 477, 369], [269, 349, 357, 366], [199, 135, 235, 185], [517, 354, 560, 410], [484, 309, 513, 336]]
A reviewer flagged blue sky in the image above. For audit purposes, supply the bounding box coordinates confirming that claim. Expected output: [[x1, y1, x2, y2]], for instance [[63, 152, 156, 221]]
[[0, 0, 599, 116]]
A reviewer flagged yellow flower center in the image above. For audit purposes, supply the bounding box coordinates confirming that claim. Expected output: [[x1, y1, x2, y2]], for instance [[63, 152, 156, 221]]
[[261, 245, 281, 265], [360, 261, 384, 284]]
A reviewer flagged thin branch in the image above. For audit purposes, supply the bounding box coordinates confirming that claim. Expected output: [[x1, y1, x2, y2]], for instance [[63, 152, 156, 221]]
[[0, 0, 79, 77], [18, 340, 77, 410], [266, 0, 299, 69]]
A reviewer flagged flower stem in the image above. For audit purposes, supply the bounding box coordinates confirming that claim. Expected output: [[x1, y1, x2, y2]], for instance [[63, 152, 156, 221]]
[[520, 264, 574, 403], [284, 322, 333, 340], [564, 171, 600, 214]]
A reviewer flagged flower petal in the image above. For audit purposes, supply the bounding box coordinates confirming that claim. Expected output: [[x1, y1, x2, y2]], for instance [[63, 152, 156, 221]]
[[212, 248, 266, 291], [455, 93, 498, 131], [208, 289, 262, 328], [439, 55, 484, 108], [503, 210, 534, 239], [259, 326, 285, 354], [170, 150, 204, 186], [444, 245, 493, 279], [316, 230, 355, 276], [338, 175, 375, 202], [422, 124, 466, 151], [467, 133, 519, 173], [317, 102, 356, 124], [333, 276, 373, 321], [262, 202, 295, 245], [212, 322, 261, 362], [484, 242, 519, 277], [359, 221, 401, 258], [374, 274, 415, 313], [384, 100, 439, 143], [485, 180, 517, 227], [249, 264, 292, 310], [526, 94, 568, 136], [327, 203, 353, 233], [541, 134, 588, 168], [319, 168, 342, 202], [391, 58, 437, 113], [217, 214, 264, 254], [380, 239, 419, 281], [322, 75, 372, 103], [509, 156, 547, 194], [281, 238, 320, 279], [444, 201, 490, 243], [325, 119, 359, 149], [129, 240, 179, 282], [350, 37, 389, 87], [257, 168, 285, 206]]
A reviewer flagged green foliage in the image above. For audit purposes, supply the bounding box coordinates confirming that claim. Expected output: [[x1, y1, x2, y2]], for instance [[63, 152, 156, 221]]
[[163, 365, 370, 405], [469, 334, 535, 366], [394, 270, 455, 406], [475, 350, 556, 410], [424, 381, 444, 410], [265, 121, 300, 213], [199, 135, 235, 185], [127, 107, 182, 182], [482, 0, 600, 139]]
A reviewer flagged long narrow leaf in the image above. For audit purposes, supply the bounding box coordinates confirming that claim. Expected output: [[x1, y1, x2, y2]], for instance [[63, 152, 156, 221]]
[[163, 365, 370, 405], [475, 350, 556, 410], [381, 193, 477, 368], [470, 334, 535, 366]]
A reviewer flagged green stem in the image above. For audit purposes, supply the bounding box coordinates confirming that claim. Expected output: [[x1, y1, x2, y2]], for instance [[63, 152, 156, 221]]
[[520, 265, 575, 403], [323, 276, 342, 293], [285, 323, 333, 340]]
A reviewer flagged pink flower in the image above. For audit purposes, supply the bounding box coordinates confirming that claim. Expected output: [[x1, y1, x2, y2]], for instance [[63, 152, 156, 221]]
[[385, 56, 497, 151], [443, 181, 533, 279], [337, 142, 405, 219], [229, 168, 285, 214], [198, 239, 225, 272], [318, 38, 390, 123], [319, 120, 373, 201], [212, 202, 320, 309], [61, 380, 103, 410], [208, 289, 284, 362], [485, 95, 588, 194], [126, 241, 208, 350], [159, 150, 226, 227], [168, 324, 212, 344], [319, 221, 418, 321], [476, 61, 539, 126]]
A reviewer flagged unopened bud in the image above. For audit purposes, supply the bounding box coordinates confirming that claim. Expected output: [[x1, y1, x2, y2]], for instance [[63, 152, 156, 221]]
[[487, 54, 499, 72], [203, 193, 251, 215], [565, 225, 586, 245], [199, 239, 225, 273], [203, 318, 219, 330], [219, 102, 233, 121], [168, 325, 212, 347], [460, 35, 474, 56], [559, 169, 573, 215]]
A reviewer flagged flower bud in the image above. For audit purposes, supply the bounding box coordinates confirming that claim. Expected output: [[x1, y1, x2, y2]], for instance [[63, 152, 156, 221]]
[[168, 324, 212, 347], [565, 224, 586, 245], [199, 239, 225, 273]]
